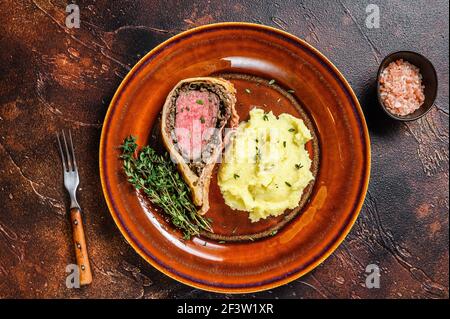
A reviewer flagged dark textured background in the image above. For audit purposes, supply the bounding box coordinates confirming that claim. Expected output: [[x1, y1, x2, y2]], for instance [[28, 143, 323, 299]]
[[0, 0, 448, 299]]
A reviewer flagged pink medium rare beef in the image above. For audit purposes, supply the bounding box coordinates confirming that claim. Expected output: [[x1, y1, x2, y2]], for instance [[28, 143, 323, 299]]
[[161, 77, 238, 215], [174, 90, 220, 160]]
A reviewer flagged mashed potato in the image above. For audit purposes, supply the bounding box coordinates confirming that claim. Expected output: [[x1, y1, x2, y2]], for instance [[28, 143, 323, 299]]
[[218, 108, 314, 222]]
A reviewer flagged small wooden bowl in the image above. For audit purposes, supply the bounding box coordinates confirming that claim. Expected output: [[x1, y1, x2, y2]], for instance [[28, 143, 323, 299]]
[[377, 51, 438, 121]]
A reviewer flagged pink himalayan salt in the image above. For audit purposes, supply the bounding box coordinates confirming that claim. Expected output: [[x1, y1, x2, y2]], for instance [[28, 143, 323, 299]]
[[379, 59, 425, 116]]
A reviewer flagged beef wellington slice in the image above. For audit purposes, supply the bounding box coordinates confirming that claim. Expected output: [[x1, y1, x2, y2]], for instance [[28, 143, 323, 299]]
[[161, 77, 238, 215]]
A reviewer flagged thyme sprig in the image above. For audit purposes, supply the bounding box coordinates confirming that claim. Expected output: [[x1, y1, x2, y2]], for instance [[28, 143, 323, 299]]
[[120, 136, 212, 240]]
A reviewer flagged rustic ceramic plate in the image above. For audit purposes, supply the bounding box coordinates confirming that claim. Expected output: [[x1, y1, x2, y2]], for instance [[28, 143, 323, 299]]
[[99, 22, 370, 293]]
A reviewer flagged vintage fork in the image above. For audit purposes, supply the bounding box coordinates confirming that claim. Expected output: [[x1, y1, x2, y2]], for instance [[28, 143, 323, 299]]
[[56, 130, 92, 285]]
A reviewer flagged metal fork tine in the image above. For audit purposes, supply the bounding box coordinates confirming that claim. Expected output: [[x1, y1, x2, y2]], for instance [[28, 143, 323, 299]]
[[62, 130, 73, 171], [69, 130, 77, 170], [56, 132, 67, 172]]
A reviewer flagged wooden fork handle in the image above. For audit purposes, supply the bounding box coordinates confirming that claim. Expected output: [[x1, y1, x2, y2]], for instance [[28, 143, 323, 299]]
[[70, 207, 92, 286]]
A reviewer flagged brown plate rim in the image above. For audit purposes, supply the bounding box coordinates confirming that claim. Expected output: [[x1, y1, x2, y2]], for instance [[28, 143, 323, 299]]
[[99, 22, 371, 293]]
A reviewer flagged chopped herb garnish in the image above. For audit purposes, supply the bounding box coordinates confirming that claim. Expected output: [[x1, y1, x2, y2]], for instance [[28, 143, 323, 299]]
[[295, 164, 303, 170], [287, 89, 295, 93], [219, 240, 226, 244], [288, 128, 296, 132], [233, 173, 240, 179], [283, 141, 286, 148], [285, 181, 292, 187], [196, 99, 204, 105], [269, 79, 276, 85], [270, 230, 278, 236], [245, 88, 251, 94], [255, 138, 259, 143], [263, 114, 269, 121], [200, 116, 205, 123]]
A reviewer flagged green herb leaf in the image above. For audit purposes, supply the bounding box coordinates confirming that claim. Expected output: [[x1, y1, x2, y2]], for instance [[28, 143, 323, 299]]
[[233, 173, 240, 179], [283, 141, 286, 148], [287, 89, 295, 93], [288, 128, 296, 132], [269, 79, 275, 85], [263, 114, 269, 121], [270, 230, 278, 236], [295, 164, 303, 170], [196, 99, 204, 105], [200, 116, 205, 123], [285, 181, 292, 187]]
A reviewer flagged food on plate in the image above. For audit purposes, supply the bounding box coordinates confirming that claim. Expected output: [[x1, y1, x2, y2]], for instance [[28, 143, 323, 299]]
[[161, 77, 239, 215], [120, 136, 212, 239], [379, 59, 425, 116], [218, 108, 314, 222]]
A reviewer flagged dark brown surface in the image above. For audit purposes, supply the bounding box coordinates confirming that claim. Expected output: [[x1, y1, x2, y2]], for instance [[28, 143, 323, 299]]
[[0, 0, 448, 299]]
